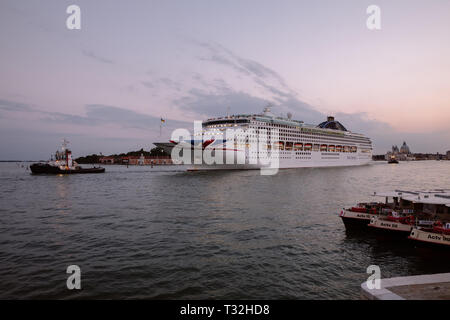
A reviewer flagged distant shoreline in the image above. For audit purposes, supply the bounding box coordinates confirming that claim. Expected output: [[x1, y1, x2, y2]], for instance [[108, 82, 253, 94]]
[[0, 160, 41, 162]]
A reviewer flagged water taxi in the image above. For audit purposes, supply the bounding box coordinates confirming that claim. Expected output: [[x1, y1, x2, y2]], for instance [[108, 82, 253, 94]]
[[339, 191, 404, 228]]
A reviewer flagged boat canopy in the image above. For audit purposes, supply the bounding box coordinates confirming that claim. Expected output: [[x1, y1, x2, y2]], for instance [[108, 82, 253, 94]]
[[401, 193, 450, 206], [372, 189, 450, 206], [372, 191, 411, 198]]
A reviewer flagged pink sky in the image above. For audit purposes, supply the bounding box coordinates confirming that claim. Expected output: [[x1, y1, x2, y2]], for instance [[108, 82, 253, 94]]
[[0, 0, 449, 159]]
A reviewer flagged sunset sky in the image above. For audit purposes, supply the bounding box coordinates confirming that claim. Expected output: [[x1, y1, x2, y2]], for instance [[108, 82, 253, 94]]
[[1, 0, 449, 159]]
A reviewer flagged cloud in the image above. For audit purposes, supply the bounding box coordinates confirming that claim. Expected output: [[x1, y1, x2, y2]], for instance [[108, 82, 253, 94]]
[[141, 81, 154, 88], [177, 41, 322, 123], [159, 78, 182, 91], [82, 50, 115, 64], [39, 103, 190, 132], [0, 99, 33, 112], [194, 41, 296, 97], [0, 97, 190, 133], [175, 89, 270, 118], [84, 104, 189, 130], [40, 111, 99, 126]]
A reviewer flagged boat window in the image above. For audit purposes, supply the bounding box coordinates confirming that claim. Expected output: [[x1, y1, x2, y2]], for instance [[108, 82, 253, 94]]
[[203, 119, 250, 126]]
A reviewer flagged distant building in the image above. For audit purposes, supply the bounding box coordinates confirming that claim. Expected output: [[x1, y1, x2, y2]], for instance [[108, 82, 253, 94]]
[[99, 155, 173, 165], [400, 141, 410, 154], [122, 155, 172, 165], [447, 151, 450, 160], [138, 153, 145, 165], [99, 156, 115, 164], [386, 141, 414, 161]]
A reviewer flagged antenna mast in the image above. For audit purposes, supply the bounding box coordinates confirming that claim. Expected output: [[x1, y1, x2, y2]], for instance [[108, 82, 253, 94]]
[[62, 138, 69, 150]]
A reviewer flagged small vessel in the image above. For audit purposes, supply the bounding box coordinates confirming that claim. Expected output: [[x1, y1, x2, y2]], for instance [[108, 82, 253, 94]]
[[30, 139, 105, 175], [409, 223, 450, 248], [408, 193, 450, 247], [387, 157, 399, 164], [341, 190, 450, 233], [339, 203, 381, 227], [368, 211, 423, 235], [339, 191, 404, 228]]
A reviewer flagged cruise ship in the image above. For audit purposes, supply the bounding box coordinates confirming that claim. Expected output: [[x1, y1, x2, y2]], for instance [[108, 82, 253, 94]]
[[155, 106, 373, 170]]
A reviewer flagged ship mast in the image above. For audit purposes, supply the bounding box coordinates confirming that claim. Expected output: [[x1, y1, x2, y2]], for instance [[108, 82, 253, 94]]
[[62, 138, 70, 168]]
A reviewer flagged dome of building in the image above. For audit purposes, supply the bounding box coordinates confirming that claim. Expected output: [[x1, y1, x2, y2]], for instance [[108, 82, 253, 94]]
[[400, 141, 410, 154], [317, 116, 347, 131]]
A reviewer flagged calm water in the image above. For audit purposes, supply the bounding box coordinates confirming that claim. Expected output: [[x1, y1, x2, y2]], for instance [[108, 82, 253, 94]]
[[1, 161, 450, 299]]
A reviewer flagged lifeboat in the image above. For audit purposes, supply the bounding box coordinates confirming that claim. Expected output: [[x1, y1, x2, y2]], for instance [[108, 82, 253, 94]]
[[285, 142, 293, 150], [275, 141, 284, 150], [294, 143, 303, 151]]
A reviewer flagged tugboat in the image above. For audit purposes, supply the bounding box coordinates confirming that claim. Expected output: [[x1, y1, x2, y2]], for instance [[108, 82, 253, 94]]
[[30, 139, 105, 175]]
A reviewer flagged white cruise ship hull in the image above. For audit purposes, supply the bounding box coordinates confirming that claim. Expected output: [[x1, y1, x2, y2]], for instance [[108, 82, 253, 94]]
[[186, 148, 372, 171]]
